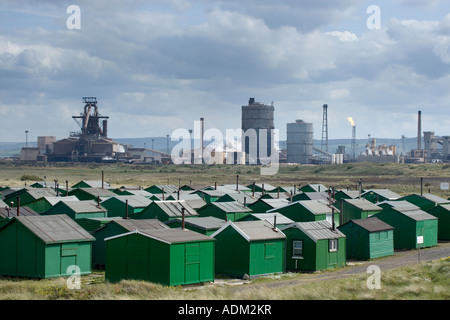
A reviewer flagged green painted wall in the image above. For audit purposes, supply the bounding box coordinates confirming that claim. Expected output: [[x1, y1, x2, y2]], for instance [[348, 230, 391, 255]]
[[339, 222, 394, 260], [283, 227, 346, 271], [428, 205, 450, 240], [213, 226, 285, 278], [0, 220, 92, 278], [374, 210, 438, 249], [341, 202, 381, 224], [105, 233, 214, 286]]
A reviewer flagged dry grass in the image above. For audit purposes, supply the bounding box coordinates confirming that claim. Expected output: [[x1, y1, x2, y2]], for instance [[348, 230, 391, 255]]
[[0, 258, 448, 300], [1, 161, 449, 198]]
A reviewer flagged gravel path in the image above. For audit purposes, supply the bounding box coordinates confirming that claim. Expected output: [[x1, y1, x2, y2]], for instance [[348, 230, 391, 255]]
[[229, 241, 450, 292]]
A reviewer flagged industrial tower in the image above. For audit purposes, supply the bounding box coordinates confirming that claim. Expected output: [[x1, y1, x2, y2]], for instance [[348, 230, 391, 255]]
[[321, 104, 329, 152]]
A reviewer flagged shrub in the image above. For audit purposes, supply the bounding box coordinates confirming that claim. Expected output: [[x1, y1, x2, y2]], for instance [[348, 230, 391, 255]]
[[20, 174, 41, 181]]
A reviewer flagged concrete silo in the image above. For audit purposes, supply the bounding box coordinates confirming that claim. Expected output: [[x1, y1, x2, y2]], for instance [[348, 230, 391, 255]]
[[286, 120, 314, 164], [241, 98, 275, 164]]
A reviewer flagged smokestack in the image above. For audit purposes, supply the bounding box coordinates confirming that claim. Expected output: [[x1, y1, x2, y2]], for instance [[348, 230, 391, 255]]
[[102, 120, 108, 138], [236, 175, 239, 191], [16, 197, 20, 217], [418, 111, 422, 150], [125, 199, 129, 219], [102, 170, 104, 189], [200, 117, 204, 159], [273, 214, 277, 231]]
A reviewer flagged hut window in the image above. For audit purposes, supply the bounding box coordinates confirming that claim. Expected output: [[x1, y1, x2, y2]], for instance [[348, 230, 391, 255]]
[[329, 239, 338, 252], [293, 240, 303, 258]]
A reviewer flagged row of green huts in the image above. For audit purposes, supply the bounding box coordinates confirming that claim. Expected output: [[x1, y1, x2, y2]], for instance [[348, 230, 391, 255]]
[[0, 180, 449, 286]]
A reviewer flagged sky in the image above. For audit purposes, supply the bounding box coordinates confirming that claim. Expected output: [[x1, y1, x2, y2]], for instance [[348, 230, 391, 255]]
[[1, 0, 449, 143]]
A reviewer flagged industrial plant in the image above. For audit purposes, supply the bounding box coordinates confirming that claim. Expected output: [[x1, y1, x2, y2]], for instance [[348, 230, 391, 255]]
[[14, 98, 450, 165]]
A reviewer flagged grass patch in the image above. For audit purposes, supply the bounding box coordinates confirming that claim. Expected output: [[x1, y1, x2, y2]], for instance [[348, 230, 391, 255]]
[[0, 259, 448, 300]]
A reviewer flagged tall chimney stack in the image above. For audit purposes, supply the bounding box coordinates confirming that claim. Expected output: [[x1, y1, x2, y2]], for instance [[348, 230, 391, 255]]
[[200, 117, 204, 160], [418, 110, 422, 150]]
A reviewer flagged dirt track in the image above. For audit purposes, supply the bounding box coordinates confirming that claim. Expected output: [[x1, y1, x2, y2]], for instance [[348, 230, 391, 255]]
[[229, 241, 450, 292]]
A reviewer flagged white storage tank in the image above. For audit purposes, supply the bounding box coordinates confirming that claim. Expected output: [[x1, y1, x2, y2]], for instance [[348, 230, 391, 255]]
[[286, 120, 314, 164]]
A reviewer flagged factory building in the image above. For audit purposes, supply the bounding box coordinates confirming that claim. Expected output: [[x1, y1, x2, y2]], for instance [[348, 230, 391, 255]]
[[241, 98, 275, 164], [357, 138, 399, 163], [286, 120, 313, 164], [49, 97, 128, 162]]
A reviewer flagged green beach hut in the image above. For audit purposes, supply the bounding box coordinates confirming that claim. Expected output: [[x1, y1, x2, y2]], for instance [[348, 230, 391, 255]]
[[165, 216, 226, 236], [280, 220, 346, 272], [211, 220, 286, 278], [268, 199, 341, 226], [340, 198, 382, 224], [100, 195, 152, 218], [428, 204, 450, 240], [43, 200, 107, 220], [373, 207, 438, 249], [0, 214, 94, 279], [247, 198, 290, 213], [92, 218, 169, 268], [196, 201, 253, 222], [130, 200, 198, 222], [105, 228, 215, 286], [338, 217, 394, 260]]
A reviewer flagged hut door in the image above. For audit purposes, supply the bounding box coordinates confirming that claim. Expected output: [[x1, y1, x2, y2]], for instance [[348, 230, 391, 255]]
[[61, 244, 78, 275], [185, 243, 201, 284]]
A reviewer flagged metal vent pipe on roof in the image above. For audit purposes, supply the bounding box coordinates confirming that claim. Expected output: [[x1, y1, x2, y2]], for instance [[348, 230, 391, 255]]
[[181, 207, 185, 230]]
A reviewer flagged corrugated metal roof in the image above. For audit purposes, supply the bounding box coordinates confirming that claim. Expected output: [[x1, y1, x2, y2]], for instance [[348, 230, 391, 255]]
[[344, 198, 382, 211], [218, 193, 258, 205], [60, 200, 107, 213], [14, 214, 95, 243], [106, 228, 214, 244], [437, 203, 450, 211], [283, 220, 345, 242], [150, 184, 179, 193], [114, 218, 169, 231], [250, 213, 294, 225], [102, 195, 152, 208], [214, 220, 286, 241], [362, 189, 401, 200], [0, 206, 40, 218], [260, 198, 290, 208], [216, 184, 252, 193], [44, 196, 79, 206], [395, 207, 438, 221], [167, 216, 226, 230], [74, 188, 117, 197], [155, 200, 198, 217], [298, 199, 339, 214], [378, 200, 420, 210], [72, 180, 111, 188], [336, 190, 361, 199], [302, 184, 328, 192], [347, 217, 394, 232], [212, 201, 253, 213], [422, 193, 450, 204]]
